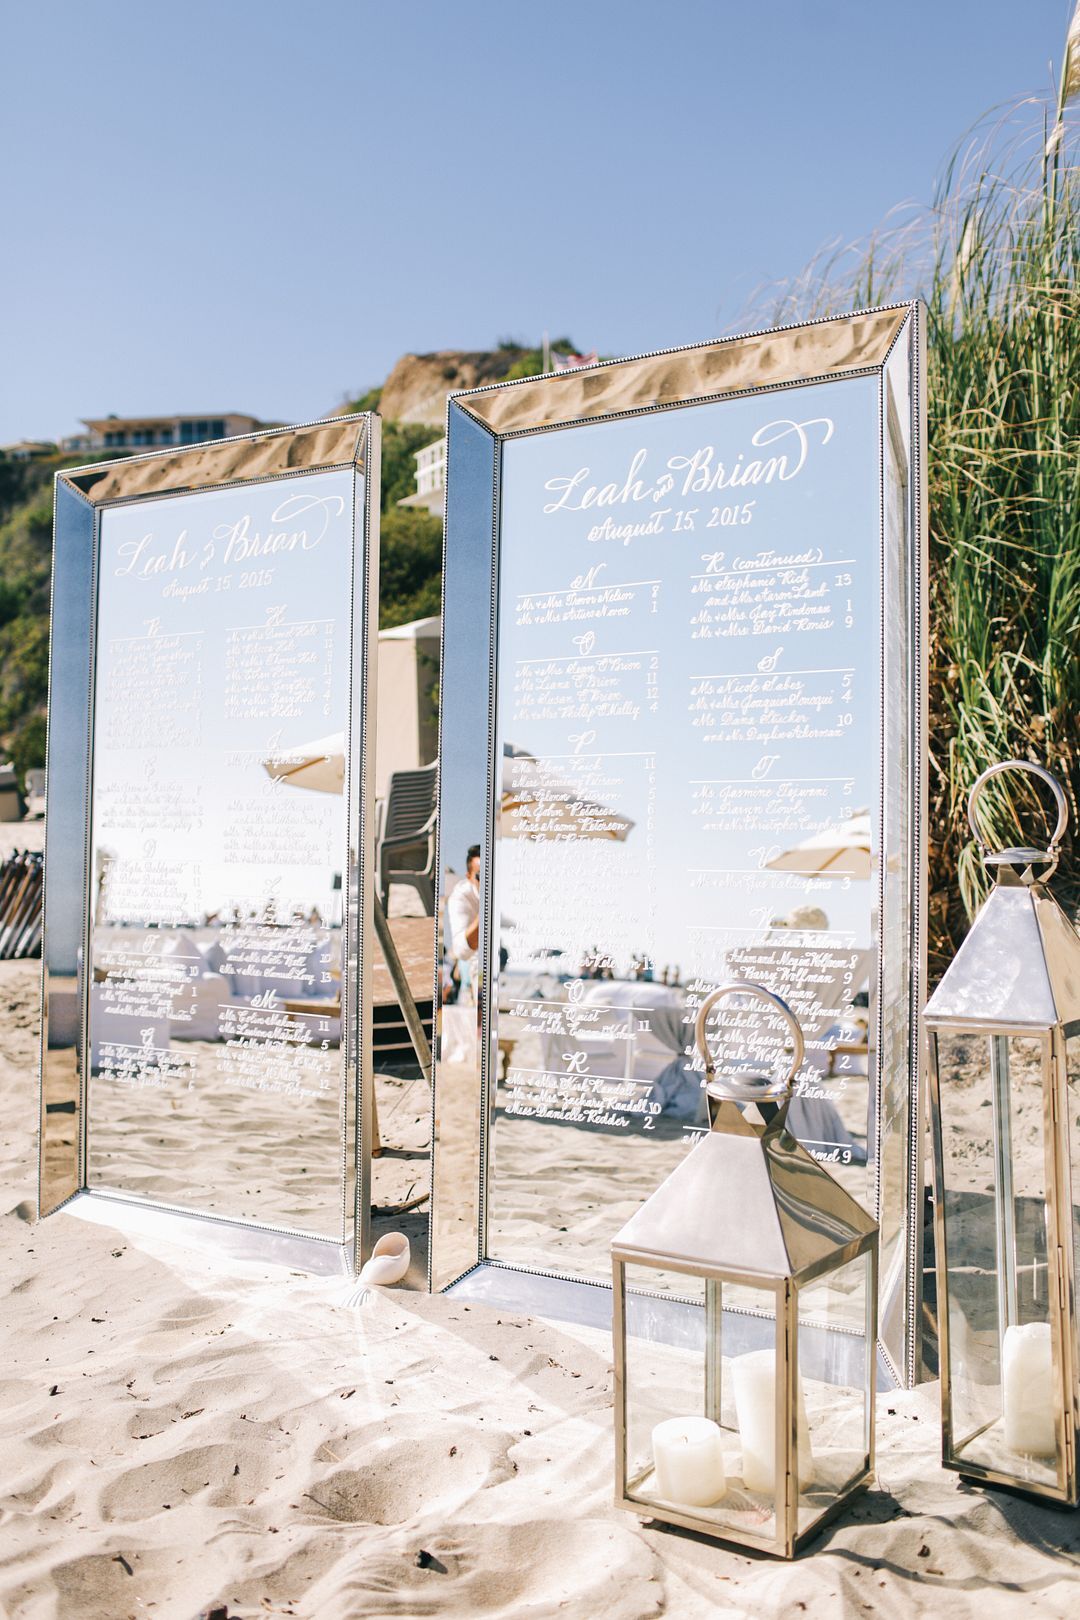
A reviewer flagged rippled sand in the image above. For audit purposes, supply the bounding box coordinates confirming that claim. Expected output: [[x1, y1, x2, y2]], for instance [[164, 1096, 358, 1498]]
[[5, 937, 1080, 1616]]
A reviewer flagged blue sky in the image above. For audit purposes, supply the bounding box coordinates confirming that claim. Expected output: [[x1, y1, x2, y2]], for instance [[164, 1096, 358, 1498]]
[[0, 0, 1072, 444]]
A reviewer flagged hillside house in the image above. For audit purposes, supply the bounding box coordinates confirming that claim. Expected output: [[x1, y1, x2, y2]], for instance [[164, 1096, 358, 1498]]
[[397, 436, 447, 517], [80, 412, 270, 452]]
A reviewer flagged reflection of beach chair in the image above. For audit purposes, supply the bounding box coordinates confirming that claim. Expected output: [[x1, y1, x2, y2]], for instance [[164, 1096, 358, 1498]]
[[377, 763, 438, 915]]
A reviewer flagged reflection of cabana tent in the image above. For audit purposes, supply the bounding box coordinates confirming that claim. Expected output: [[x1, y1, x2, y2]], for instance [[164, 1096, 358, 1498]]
[[765, 809, 872, 879], [375, 614, 440, 800]]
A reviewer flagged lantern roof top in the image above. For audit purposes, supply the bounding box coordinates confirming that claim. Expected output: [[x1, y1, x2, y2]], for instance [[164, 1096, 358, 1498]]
[[611, 1125, 876, 1280], [924, 873, 1080, 1031]]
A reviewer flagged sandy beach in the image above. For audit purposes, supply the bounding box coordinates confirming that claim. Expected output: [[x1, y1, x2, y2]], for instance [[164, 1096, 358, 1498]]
[[4, 875, 1080, 1616]]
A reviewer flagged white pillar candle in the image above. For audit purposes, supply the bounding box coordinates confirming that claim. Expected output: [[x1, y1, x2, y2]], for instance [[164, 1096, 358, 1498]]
[[732, 1349, 814, 1493], [651, 1416, 727, 1506], [1003, 1322, 1058, 1457]]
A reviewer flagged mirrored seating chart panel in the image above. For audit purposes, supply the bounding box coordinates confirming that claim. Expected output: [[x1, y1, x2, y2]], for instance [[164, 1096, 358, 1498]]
[[40, 418, 378, 1257], [432, 307, 926, 1386]]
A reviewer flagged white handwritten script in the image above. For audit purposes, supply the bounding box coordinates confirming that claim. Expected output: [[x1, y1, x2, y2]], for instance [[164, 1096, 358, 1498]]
[[113, 490, 345, 582], [541, 418, 835, 530], [485, 378, 889, 1250]]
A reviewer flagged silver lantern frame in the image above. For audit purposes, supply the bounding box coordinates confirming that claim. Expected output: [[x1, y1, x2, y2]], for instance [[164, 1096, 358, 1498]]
[[926, 759, 1080, 1504], [612, 982, 878, 1557]]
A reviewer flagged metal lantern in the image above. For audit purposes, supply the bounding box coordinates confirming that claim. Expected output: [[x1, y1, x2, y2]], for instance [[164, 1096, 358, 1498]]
[[926, 760, 1080, 1504], [611, 982, 878, 1557]]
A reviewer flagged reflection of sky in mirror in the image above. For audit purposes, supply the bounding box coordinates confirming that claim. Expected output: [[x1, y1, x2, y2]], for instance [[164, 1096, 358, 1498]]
[[494, 377, 880, 983], [91, 468, 357, 923]]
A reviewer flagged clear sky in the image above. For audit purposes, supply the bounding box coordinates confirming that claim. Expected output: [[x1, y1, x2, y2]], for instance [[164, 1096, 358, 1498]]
[[0, 0, 1073, 445]]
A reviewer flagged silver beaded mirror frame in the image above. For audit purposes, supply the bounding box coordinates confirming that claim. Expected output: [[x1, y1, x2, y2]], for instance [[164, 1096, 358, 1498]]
[[431, 306, 926, 1386], [39, 416, 380, 1274]]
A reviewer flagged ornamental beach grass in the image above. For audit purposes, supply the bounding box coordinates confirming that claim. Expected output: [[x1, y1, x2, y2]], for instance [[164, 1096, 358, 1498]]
[[759, 47, 1080, 977], [929, 98, 1080, 973]]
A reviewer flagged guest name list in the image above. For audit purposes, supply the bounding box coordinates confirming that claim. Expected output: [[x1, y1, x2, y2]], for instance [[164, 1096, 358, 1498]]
[[87, 471, 354, 1113], [491, 381, 881, 1181]]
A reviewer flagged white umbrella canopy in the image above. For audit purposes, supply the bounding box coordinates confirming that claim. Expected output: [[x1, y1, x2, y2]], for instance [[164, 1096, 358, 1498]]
[[500, 745, 634, 842], [263, 732, 345, 795], [765, 809, 873, 880]]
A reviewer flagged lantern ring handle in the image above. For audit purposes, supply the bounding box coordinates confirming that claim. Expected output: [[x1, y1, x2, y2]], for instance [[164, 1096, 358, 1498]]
[[694, 981, 805, 1103], [967, 760, 1068, 873]]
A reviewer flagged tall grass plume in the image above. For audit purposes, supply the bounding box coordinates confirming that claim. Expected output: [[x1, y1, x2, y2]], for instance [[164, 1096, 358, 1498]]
[[753, 47, 1080, 977]]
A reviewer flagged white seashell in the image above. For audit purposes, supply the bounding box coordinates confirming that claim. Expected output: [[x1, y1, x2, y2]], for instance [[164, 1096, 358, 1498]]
[[336, 1232, 411, 1308]]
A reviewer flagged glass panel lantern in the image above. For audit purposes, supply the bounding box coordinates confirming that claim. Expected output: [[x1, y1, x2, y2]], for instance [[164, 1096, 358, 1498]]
[[612, 982, 878, 1557], [926, 760, 1080, 1504]]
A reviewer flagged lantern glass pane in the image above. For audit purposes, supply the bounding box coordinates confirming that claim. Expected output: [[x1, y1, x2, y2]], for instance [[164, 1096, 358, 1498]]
[[795, 1252, 872, 1536], [622, 1263, 784, 1543], [936, 1032, 1061, 1488]]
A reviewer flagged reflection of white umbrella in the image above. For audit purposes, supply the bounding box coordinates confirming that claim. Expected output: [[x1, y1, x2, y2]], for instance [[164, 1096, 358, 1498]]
[[766, 810, 872, 879], [263, 732, 344, 795], [500, 746, 633, 842]]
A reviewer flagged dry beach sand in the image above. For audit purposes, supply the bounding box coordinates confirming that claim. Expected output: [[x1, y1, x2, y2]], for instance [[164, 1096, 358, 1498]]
[[3, 853, 1080, 1614]]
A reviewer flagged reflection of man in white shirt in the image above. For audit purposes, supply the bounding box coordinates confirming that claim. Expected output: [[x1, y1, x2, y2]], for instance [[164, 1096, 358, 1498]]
[[447, 844, 481, 983]]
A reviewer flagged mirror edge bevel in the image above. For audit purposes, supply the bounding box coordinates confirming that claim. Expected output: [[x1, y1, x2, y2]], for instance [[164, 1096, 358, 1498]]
[[38, 474, 97, 1215], [428, 401, 498, 1290], [909, 299, 929, 1386], [451, 304, 911, 434], [351, 414, 380, 1272]]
